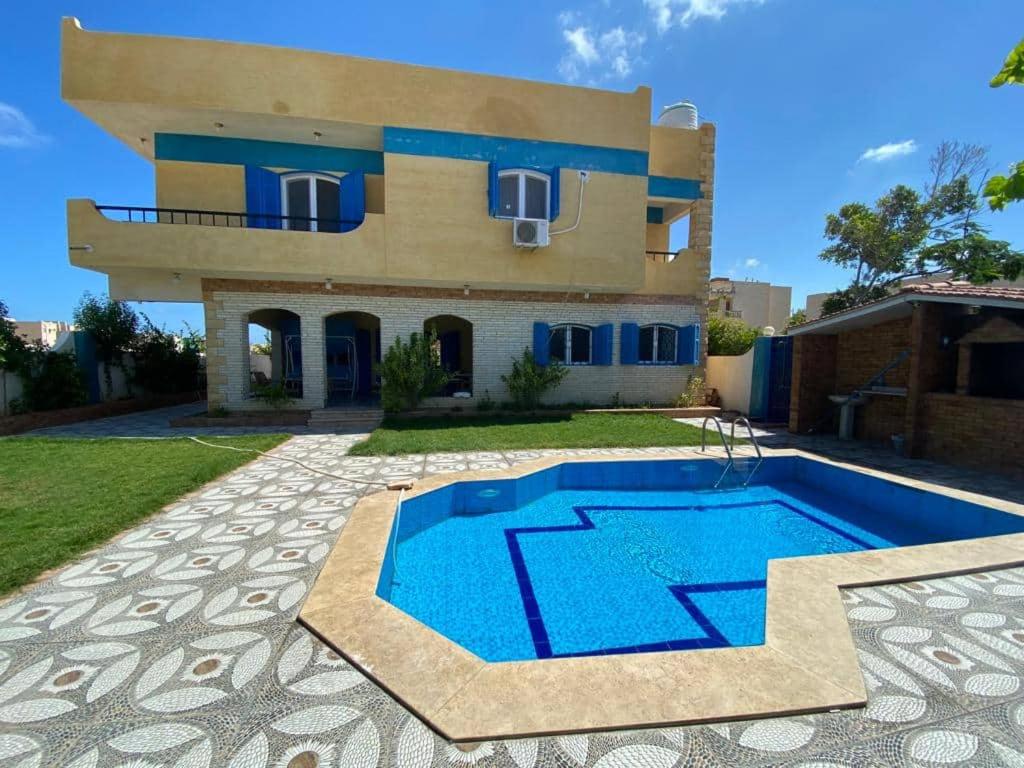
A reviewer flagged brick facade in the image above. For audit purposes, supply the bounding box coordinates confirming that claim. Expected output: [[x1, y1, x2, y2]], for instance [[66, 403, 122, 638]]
[[921, 393, 1024, 476], [205, 281, 703, 410], [789, 334, 837, 433]]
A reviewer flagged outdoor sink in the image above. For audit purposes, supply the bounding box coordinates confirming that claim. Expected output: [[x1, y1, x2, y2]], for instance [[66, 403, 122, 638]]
[[830, 393, 869, 440], [829, 394, 869, 406]]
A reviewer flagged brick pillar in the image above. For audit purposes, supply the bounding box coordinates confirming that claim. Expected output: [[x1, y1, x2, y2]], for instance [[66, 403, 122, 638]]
[[904, 303, 952, 458], [789, 334, 838, 433], [299, 311, 325, 409], [956, 344, 972, 394], [203, 294, 228, 409], [693, 122, 715, 371]]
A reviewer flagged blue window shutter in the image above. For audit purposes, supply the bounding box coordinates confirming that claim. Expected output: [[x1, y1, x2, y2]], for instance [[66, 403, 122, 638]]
[[339, 171, 365, 233], [620, 323, 639, 365], [487, 162, 499, 217], [244, 166, 281, 229], [677, 323, 700, 365], [549, 167, 560, 221], [593, 323, 613, 365], [532, 322, 550, 366]]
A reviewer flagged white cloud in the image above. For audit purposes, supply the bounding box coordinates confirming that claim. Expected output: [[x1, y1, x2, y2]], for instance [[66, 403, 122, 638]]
[[0, 103, 47, 148], [858, 139, 918, 163], [644, 0, 766, 33], [558, 18, 645, 82], [744, 258, 761, 268]]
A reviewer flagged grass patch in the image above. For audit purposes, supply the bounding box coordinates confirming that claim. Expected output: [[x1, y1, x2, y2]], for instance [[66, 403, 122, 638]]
[[0, 435, 287, 595], [348, 412, 710, 456]]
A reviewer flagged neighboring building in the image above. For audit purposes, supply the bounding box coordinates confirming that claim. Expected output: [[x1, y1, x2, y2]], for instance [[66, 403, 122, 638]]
[[709, 278, 791, 332], [788, 281, 1024, 476], [62, 18, 714, 411], [804, 292, 829, 322], [11, 320, 75, 349]]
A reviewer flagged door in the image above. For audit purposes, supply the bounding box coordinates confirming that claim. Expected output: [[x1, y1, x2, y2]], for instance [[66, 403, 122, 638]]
[[766, 336, 793, 423]]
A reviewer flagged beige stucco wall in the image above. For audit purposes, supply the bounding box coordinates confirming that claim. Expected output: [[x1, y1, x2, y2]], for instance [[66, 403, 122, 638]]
[[706, 349, 755, 414], [62, 18, 652, 155]]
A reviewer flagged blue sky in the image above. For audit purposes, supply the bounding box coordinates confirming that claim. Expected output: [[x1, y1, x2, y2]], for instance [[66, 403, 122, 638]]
[[2, 0, 1023, 332]]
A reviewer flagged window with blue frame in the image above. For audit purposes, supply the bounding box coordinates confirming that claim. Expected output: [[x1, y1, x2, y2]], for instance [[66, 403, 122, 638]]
[[639, 324, 678, 364], [549, 324, 592, 365], [245, 166, 365, 232], [497, 169, 550, 219], [281, 173, 341, 232]]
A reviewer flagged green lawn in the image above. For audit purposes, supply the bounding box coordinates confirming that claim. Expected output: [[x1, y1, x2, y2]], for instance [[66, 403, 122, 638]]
[[0, 435, 287, 595], [348, 412, 710, 455]]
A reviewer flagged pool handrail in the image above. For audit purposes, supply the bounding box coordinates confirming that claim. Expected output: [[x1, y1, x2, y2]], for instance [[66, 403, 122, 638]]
[[700, 415, 735, 487], [729, 416, 764, 486]]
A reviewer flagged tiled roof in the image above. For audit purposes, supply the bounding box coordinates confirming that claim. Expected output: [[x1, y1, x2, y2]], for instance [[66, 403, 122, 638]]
[[899, 279, 1024, 302]]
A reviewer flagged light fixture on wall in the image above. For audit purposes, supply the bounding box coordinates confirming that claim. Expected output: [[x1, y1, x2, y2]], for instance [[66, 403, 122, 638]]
[[313, 131, 323, 142], [584, 291, 591, 300], [325, 278, 333, 290], [139, 137, 148, 145], [463, 285, 470, 296], [68, 244, 93, 252], [172, 272, 182, 284], [213, 121, 224, 132]]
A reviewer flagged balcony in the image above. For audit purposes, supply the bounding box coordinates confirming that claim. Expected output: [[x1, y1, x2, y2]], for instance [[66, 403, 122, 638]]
[[66, 199, 387, 300], [641, 247, 707, 298]]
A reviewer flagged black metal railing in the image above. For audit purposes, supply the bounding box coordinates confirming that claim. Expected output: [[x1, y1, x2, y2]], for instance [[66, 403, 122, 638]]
[[96, 205, 362, 232]]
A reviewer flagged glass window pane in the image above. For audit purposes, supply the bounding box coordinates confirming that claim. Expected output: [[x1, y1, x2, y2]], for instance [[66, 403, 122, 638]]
[[316, 178, 340, 232], [286, 179, 311, 231], [657, 326, 677, 362], [570, 326, 591, 364], [549, 327, 567, 363], [639, 326, 655, 362], [499, 175, 519, 217], [524, 175, 548, 219]]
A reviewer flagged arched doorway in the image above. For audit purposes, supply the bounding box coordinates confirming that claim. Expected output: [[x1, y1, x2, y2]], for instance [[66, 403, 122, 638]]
[[424, 315, 473, 397], [246, 309, 302, 399], [324, 311, 381, 404]]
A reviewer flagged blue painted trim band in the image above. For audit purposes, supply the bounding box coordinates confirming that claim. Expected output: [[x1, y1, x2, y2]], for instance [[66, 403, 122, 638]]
[[154, 133, 385, 174], [646, 206, 664, 224], [648, 175, 703, 199], [383, 126, 649, 176]]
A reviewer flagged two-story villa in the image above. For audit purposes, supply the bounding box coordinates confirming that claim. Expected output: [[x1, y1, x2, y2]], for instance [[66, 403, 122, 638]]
[[62, 18, 714, 413]]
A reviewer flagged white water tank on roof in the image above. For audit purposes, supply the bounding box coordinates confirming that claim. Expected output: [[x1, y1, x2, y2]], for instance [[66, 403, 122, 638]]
[[658, 101, 698, 130]]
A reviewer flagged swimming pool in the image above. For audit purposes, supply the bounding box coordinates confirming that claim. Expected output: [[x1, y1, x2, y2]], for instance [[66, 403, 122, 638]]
[[376, 456, 1024, 662]]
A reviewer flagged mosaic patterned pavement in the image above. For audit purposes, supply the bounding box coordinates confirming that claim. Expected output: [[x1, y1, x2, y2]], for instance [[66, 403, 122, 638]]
[[6, 419, 1024, 765]]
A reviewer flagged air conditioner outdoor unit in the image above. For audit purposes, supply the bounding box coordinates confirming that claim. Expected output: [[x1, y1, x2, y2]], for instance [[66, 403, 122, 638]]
[[513, 217, 549, 248]]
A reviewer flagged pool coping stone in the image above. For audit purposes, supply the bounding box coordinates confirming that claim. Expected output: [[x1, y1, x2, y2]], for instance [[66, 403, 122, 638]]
[[298, 447, 1024, 741]]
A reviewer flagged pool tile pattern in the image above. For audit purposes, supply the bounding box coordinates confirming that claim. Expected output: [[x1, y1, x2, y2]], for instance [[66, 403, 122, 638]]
[[2, 406, 1024, 764]]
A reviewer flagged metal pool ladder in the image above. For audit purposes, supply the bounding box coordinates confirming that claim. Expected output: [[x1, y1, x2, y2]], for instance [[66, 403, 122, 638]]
[[700, 415, 763, 488]]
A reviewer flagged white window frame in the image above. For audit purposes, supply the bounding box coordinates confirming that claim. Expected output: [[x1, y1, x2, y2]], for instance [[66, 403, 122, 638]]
[[497, 168, 550, 220], [281, 172, 340, 232], [549, 323, 593, 366], [639, 324, 677, 365]]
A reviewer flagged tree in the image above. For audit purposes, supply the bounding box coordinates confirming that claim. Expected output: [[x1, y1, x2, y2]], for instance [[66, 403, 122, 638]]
[[819, 142, 1024, 311], [985, 39, 1024, 210], [0, 299, 29, 375], [73, 293, 139, 398], [250, 333, 272, 356], [787, 308, 807, 327], [707, 316, 760, 356]]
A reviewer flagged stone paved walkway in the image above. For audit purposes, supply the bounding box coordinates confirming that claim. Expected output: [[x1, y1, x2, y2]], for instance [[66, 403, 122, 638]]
[[4, 411, 1024, 766]]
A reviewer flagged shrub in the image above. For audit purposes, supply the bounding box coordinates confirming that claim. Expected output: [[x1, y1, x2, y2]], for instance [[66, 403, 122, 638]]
[[132, 317, 201, 395], [20, 351, 88, 411], [707, 316, 760, 356], [0, 299, 30, 375], [254, 384, 291, 409], [501, 348, 569, 410], [675, 374, 706, 408], [380, 330, 450, 413]]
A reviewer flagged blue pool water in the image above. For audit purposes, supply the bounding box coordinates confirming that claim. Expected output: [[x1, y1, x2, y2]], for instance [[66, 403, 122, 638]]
[[376, 457, 1024, 661]]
